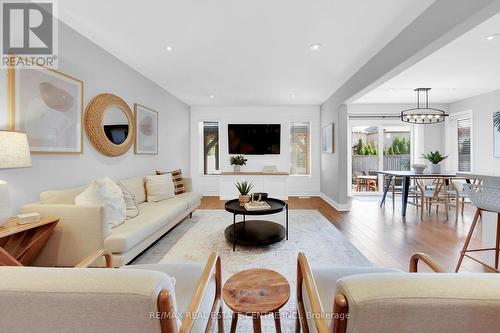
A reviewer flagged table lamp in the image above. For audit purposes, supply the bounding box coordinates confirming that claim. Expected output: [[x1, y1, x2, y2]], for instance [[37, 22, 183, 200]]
[[0, 130, 32, 226]]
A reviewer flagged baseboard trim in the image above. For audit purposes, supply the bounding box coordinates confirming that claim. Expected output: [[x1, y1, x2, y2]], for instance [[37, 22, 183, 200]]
[[319, 193, 351, 212]]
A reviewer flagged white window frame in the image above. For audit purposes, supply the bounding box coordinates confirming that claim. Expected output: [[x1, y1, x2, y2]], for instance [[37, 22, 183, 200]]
[[446, 110, 473, 173], [199, 120, 221, 176], [289, 121, 312, 176]]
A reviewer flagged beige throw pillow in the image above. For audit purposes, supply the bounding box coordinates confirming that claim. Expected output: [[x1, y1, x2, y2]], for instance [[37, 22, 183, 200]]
[[156, 169, 185, 195], [145, 174, 175, 202]]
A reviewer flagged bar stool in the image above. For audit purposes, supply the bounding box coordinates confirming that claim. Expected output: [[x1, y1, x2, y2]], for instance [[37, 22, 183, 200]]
[[455, 184, 500, 272]]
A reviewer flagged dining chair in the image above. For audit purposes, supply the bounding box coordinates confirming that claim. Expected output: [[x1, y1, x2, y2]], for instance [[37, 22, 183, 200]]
[[449, 178, 483, 216], [416, 178, 452, 221]]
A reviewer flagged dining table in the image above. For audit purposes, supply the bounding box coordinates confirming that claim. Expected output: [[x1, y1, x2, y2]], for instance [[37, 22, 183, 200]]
[[377, 170, 470, 218]]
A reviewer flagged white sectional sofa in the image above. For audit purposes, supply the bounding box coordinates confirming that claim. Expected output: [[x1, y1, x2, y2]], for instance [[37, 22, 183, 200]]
[[22, 175, 201, 267]]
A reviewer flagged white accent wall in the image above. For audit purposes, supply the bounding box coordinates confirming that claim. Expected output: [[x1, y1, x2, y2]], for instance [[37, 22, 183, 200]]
[[190, 106, 321, 196], [0, 22, 190, 212], [447, 89, 500, 174]]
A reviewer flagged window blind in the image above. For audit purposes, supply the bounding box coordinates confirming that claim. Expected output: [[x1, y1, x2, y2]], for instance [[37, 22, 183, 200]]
[[457, 117, 471, 172]]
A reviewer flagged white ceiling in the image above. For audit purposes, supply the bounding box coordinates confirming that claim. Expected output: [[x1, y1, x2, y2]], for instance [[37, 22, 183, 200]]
[[58, 0, 434, 106], [354, 11, 500, 104]]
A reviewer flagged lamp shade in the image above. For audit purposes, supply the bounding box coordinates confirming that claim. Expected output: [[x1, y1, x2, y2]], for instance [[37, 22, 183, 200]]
[[0, 131, 32, 169]]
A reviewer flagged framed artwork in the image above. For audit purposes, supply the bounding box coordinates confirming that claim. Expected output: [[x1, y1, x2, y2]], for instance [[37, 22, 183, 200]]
[[322, 123, 334, 153], [134, 103, 158, 155], [494, 111, 500, 158], [10, 58, 83, 154]]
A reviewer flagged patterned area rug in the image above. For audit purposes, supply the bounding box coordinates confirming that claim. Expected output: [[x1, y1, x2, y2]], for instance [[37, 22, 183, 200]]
[[133, 209, 370, 332]]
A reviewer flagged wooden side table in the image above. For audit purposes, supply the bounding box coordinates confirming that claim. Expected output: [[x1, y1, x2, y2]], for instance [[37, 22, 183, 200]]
[[223, 268, 290, 333], [0, 216, 59, 266]]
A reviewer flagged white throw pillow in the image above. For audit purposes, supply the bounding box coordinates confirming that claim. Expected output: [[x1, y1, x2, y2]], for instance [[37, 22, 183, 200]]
[[75, 177, 126, 230], [145, 174, 175, 202]]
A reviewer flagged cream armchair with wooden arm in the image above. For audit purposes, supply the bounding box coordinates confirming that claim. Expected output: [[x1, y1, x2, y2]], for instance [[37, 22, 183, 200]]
[[75, 249, 114, 268], [0, 251, 223, 333], [296, 252, 500, 333]]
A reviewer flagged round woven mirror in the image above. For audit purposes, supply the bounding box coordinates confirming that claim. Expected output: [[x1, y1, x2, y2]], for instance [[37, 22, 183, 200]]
[[84, 94, 135, 156]]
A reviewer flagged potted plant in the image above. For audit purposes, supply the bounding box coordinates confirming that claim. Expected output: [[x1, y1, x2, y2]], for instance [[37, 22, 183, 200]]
[[235, 181, 253, 205], [230, 155, 247, 173], [421, 151, 448, 173]]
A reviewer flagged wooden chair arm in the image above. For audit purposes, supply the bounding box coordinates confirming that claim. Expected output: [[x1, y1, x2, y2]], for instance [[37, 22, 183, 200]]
[[409, 253, 446, 273], [297, 252, 330, 333], [180, 251, 221, 333], [75, 249, 113, 268]]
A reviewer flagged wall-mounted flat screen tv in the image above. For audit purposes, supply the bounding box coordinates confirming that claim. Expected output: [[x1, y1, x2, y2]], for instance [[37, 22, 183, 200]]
[[228, 124, 281, 155]]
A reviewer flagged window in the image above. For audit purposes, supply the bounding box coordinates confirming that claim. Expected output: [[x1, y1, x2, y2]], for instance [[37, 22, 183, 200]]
[[457, 117, 471, 172], [290, 122, 310, 175], [202, 121, 219, 175]]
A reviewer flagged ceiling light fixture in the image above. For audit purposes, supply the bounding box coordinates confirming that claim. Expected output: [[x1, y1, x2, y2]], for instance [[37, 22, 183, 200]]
[[166, 46, 173, 52], [401, 88, 449, 124], [209, 95, 215, 99], [309, 43, 322, 51], [291, 94, 296, 99], [486, 34, 500, 41]]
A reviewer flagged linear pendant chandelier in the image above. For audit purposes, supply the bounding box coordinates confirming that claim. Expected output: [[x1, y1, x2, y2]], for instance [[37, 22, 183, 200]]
[[401, 88, 449, 124]]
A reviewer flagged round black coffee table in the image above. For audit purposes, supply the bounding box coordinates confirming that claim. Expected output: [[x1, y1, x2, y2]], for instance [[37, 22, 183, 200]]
[[224, 198, 288, 251]]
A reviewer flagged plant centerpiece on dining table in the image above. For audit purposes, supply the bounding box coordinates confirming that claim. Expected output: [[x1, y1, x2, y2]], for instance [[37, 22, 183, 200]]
[[235, 180, 253, 205], [229, 155, 247, 173], [421, 151, 448, 173]]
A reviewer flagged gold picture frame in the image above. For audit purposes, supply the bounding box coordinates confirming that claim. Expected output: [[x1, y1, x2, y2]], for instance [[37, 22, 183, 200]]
[[134, 103, 158, 155], [8, 56, 84, 154]]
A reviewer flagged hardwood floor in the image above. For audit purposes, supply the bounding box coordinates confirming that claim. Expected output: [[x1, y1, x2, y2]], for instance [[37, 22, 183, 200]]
[[199, 195, 486, 272]]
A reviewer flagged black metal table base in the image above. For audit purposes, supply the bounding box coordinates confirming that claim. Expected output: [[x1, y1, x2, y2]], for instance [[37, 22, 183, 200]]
[[225, 220, 286, 247], [224, 198, 288, 251]]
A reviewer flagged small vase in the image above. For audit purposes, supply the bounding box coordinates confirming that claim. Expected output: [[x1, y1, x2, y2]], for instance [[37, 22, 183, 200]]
[[233, 165, 241, 173], [239, 194, 250, 206], [430, 163, 441, 174]]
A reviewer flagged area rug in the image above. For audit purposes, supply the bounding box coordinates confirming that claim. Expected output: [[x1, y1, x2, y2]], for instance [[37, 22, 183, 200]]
[[133, 209, 370, 332]]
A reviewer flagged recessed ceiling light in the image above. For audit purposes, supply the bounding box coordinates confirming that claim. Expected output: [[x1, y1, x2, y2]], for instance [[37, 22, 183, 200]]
[[290, 94, 296, 99], [209, 95, 215, 99], [166, 46, 173, 52], [485, 34, 500, 41], [309, 43, 322, 51]]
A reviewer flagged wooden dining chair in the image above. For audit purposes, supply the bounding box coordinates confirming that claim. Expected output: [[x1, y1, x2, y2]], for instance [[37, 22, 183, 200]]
[[416, 178, 452, 221]]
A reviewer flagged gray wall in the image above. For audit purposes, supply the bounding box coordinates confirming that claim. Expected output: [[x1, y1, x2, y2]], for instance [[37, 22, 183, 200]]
[[0, 22, 191, 211], [320, 99, 348, 207]]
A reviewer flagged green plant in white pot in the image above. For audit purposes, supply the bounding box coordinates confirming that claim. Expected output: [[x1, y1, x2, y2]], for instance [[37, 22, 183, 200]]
[[229, 155, 247, 173], [421, 151, 448, 174], [235, 181, 253, 205]]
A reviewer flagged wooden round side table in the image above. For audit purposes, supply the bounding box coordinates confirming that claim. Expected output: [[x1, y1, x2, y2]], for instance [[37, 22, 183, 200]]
[[223, 268, 290, 333]]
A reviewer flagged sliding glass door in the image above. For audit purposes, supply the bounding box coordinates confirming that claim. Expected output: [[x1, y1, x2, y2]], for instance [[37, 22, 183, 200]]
[[349, 119, 413, 195], [351, 126, 380, 193]]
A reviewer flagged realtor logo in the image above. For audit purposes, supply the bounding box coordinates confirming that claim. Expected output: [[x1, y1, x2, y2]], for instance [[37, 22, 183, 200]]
[[1, 0, 58, 68]]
